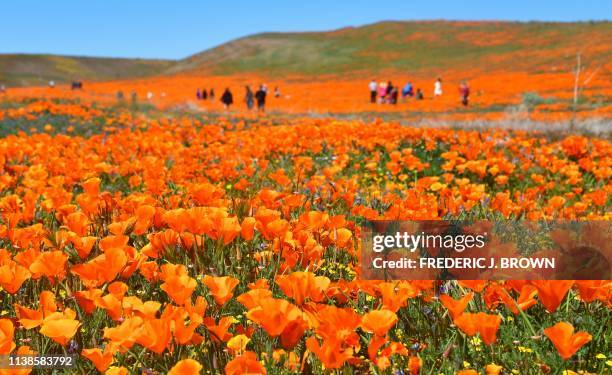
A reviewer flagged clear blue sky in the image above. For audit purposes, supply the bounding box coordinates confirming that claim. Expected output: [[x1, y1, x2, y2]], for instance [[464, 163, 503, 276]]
[[1, 0, 609, 60]]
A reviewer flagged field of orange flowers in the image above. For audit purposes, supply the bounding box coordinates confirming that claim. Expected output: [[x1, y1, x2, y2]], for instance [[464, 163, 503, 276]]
[[0, 97, 610, 374], [4, 69, 612, 122]]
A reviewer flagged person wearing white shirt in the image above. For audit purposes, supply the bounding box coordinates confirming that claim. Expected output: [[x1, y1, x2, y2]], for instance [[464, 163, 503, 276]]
[[369, 79, 377, 103], [434, 78, 443, 97]]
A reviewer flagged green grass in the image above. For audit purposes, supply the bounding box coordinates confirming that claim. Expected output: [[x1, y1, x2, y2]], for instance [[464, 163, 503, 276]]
[[171, 21, 612, 78], [2, 21, 610, 87], [0, 54, 173, 87]]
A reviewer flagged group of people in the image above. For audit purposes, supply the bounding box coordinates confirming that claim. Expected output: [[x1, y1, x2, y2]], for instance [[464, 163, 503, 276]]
[[367, 80, 426, 105], [368, 77, 470, 106], [196, 88, 215, 100], [70, 81, 83, 90], [201, 85, 278, 111]]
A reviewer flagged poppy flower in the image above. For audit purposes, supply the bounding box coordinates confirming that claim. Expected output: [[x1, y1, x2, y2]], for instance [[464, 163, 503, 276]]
[[408, 356, 422, 375], [0, 260, 31, 294], [203, 275, 239, 306], [71, 247, 128, 288], [82, 347, 115, 372], [240, 217, 256, 240], [39, 310, 80, 346], [246, 297, 307, 348], [227, 334, 251, 355], [135, 318, 172, 354], [544, 321, 592, 360], [454, 312, 501, 345], [376, 281, 416, 312], [0, 319, 16, 354], [531, 280, 574, 312], [29, 250, 68, 282], [360, 309, 398, 337], [103, 317, 143, 352], [485, 363, 503, 375], [225, 351, 266, 375], [237, 289, 273, 310], [168, 359, 203, 375], [457, 280, 487, 293], [440, 292, 473, 319], [160, 264, 197, 306], [305, 336, 354, 370], [204, 316, 237, 343], [105, 366, 129, 375], [275, 271, 330, 305]]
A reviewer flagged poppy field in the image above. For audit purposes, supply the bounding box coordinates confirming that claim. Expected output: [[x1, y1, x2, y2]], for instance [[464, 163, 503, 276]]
[[0, 97, 610, 375]]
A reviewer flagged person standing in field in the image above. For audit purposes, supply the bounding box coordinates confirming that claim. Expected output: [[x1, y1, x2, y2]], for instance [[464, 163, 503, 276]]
[[209, 89, 215, 100], [434, 78, 443, 97], [459, 81, 470, 106], [415, 88, 424, 100], [255, 85, 267, 112], [369, 79, 377, 103], [196, 88, 201, 100], [245, 86, 254, 110], [390, 87, 399, 104], [378, 81, 387, 104], [402, 82, 414, 99], [385, 81, 394, 103], [274, 86, 281, 98], [221, 88, 233, 109], [202, 89, 208, 100]]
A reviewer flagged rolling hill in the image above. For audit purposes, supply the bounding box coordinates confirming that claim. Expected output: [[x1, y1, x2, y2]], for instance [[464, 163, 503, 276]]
[[2, 21, 610, 86], [171, 20, 612, 77], [0, 54, 173, 87]]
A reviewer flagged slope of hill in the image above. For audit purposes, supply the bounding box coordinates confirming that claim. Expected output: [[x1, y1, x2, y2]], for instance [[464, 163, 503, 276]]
[[0, 54, 173, 87], [171, 21, 612, 77], [2, 21, 610, 87]]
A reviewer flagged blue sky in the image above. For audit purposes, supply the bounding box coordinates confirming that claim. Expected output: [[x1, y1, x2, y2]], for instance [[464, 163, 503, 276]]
[[1, 0, 609, 59]]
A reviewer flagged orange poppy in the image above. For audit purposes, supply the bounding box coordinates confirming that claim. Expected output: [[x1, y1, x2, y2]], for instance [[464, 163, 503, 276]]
[[225, 351, 266, 375], [0, 319, 16, 354], [39, 310, 80, 346], [360, 309, 398, 337], [408, 356, 422, 375], [457, 280, 487, 293], [236, 289, 273, 310], [82, 347, 115, 372], [305, 336, 355, 370], [29, 250, 68, 282], [103, 317, 143, 352], [135, 318, 172, 354], [203, 275, 239, 306], [378, 281, 418, 312], [168, 359, 203, 375], [204, 316, 237, 343], [0, 260, 31, 294], [246, 297, 307, 348], [240, 217, 256, 241], [71, 247, 128, 288], [160, 264, 197, 306], [440, 292, 473, 319], [485, 363, 503, 375], [544, 321, 592, 360], [531, 280, 574, 313], [454, 312, 501, 345], [275, 271, 330, 305]]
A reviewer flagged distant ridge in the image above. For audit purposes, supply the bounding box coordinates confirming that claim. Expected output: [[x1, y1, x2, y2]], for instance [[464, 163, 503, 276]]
[[169, 20, 612, 77], [0, 54, 173, 87], [2, 21, 610, 86]]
